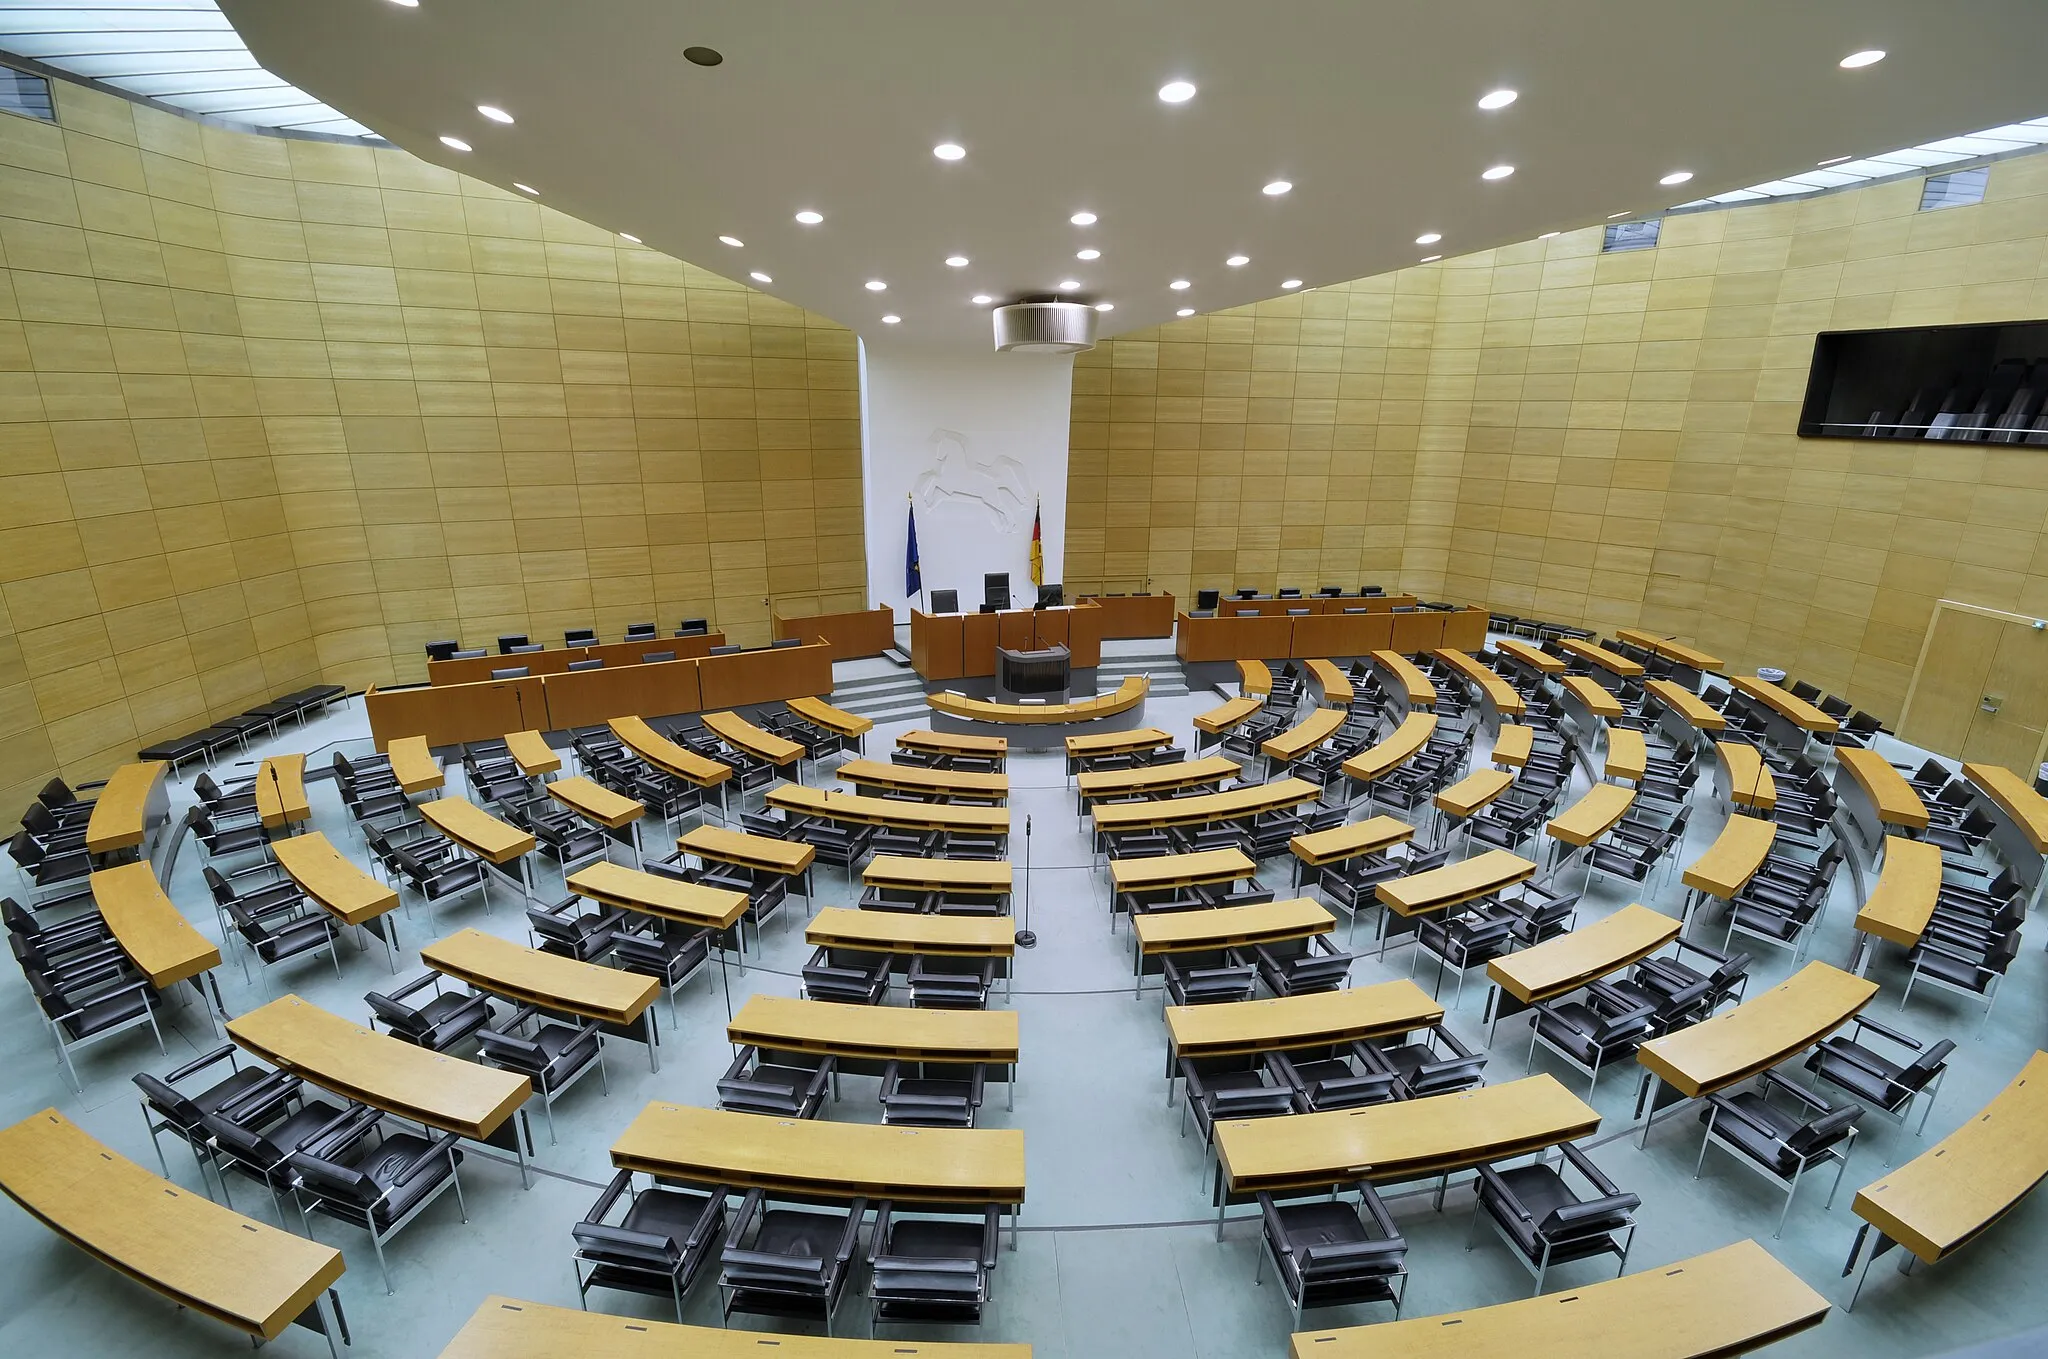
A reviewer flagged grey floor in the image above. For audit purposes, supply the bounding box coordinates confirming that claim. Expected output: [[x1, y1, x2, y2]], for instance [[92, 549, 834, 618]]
[[1, 640, 2044, 1358]]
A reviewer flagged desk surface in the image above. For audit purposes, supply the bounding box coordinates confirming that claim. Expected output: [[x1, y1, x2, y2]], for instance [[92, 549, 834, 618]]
[[1837, 746, 1931, 830], [1490, 723, 1534, 768], [1636, 961, 1877, 1099], [84, 760, 168, 854], [1378, 849, 1535, 917], [1646, 678, 1728, 733], [1963, 761, 2048, 854], [1430, 648, 1526, 717], [769, 785, 1011, 834], [271, 832, 399, 927], [229, 994, 529, 1140], [503, 729, 562, 777], [862, 854, 1012, 894], [836, 758, 1010, 800], [1435, 768, 1515, 819], [1132, 897, 1334, 954], [441, 1296, 1030, 1359], [1370, 650, 1438, 708], [1262, 706, 1349, 763], [1078, 756, 1240, 800], [547, 775, 645, 829], [419, 795, 535, 864], [1306, 657, 1354, 706], [1238, 659, 1273, 695], [1216, 1074, 1599, 1192], [609, 715, 733, 787], [255, 753, 310, 829], [1487, 903, 1681, 1005], [92, 861, 219, 987], [807, 906, 1014, 958], [1559, 674, 1623, 720], [1854, 836, 1945, 949], [567, 861, 750, 929], [1091, 778, 1319, 833], [1556, 637, 1645, 678], [1340, 712, 1437, 783], [1110, 847, 1257, 893], [1166, 980, 1443, 1060], [423, 928, 657, 1027], [1194, 696, 1264, 734], [1854, 1050, 2048, 1264], [1730, 675, 1838, 732], [0, 1109, 345, 1342], [1288, 1239, 1825, 1359], [1614, 629, 1725, 674], [730, 994, 1018, 1065], [1493, 638, 1565, 674], [703, 710, 805, 766], [386, 735, 444, 794], [1681, 813, 1777, 900], [1065, 726, 1172, 757], [678, 824, 817, 874], [612, 1103, 1025, 1204], [786, 694, 875, 738], [1290, 815, 1415, 867], [1546, 782, 1635, 847], [1715, 740, 1777, 813], [899, 728, 1009, 757], [1604, 728, 1648, 783], [928, 676, 1147, 724]]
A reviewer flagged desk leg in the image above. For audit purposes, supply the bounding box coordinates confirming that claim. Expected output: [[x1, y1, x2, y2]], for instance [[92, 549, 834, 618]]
[[314, 1289, 345, 1359], [1007, 1062, 1014, 1111], [642, 1008, 660, 1072]]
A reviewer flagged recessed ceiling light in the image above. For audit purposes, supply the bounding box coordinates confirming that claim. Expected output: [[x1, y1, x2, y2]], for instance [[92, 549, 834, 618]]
[[1176, 307, 1195, 317], [1169, 279, 1191, 290], [1095, 303, 1114, 312], [1420, 255, 1441, 263], [439, 136, 471, 152], [513, 183, 538, 195], [1477, 88, 1518, 110], [795, 210, 824, 225], [972, 294, 993, 305], [683, 46, 723, 66], [618, 232, 641, 243], [1415, 232, 1442, 245], [719, 235, 744, 247], [1158, 80, 1197, 103], [476, 105, 513, 124], [1263, 180, 1293, 196], [881, 315, 901, 324], [1059, 280, 1080, 291], [750, 271, 772, 283], [1077, 249, 1101, 260], [945, 255, 969, 267], [1481, 164, 1514, 180], [865, 280, 887, 291], [1070, 211, 1097, 226], [386, 0, 418, 7], [1225, 254, 1249, 267], [1659, 170, 1694, 186], [1281, 279, 1302, 289], [1839, 49, 1885, 69], [933, 143, 965, 161], [1607, 211, 1631, 219], [1538, 231, 1561, 239], [1818, 155, 1853, 166]]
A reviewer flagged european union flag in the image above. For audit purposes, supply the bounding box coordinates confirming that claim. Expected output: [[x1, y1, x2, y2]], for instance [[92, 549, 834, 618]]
[[905, 499, 922, 598]]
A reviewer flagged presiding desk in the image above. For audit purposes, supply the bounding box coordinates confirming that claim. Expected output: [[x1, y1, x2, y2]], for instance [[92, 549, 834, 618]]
[[1835, 746, 1930, 849], [1165, 979, 1443, 1083], [836, 758, 1009, 803], [422, 927, 662, 1068], [93, 861, 221, 1012], [1076, 591, 1177, 639], [84, 760, 169, 857], [0, 1109, 346, 1347], [1131, 898, 1335, 994], [386, 734, 443, 794], [1091, 778, 1319, 839], [255, 753, 310, 831], [427, 632, 726, 686], [442, 1295, 1030, 1358], [910, 603, 1105, 680], [1289, 1239, 1825, 1359], [729, 995, 1018, 1103], [1484, 903, 1681, 1036]]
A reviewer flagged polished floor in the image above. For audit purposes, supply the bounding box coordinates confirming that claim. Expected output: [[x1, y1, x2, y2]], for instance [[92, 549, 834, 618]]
[[0, 644, 2043, 1357]]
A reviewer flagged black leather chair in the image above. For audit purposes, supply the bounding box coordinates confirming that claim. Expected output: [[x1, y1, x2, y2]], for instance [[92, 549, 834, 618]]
[[526, 894, 625, 962], [718, 1189, 864, 1334], [476, 1003, 607, 1143], [879, 1060, 986, 1127], [497, 634, 530, 653], [24, 948, 166, 1093], [929, 589, 959, 613], [1178, 1053, 1296, 1154], [288, 1104, 467, 1292], [131, 1044, 295, 1195], [1255, 1182, 1408, 1329], [199, 1088, 349, 1223], [907, 953, 997, 1008], [801, 946, 891, 1004], [1254, 935, 1355, 996], [572, 1169, 727, 1321], [1161, 949, 1256, 1006], [9, 828, 93, 894], [1270, 1044, 1401, 1112], [868, 1202, 1001, 1330], [1529, 982, 1657, 1093], [1469, 1143, 1639, 1293], [677, 618, 709, 636], [424, 639, 461, 661], [983, 572, 1010, 611], [1696, 1071, 1861, 1237], [389, 843, 487, 922], [1365, 1023, 1486, 1099], [365, 972, 496, 1052], [609, 922, 709, 1026], [623, 623, 658, 642], [1803, 1015, 1953, 1147], [225, 892, 342, 986], [1413, 905, 1516, 1005], [718, 1045, 833, 1118]]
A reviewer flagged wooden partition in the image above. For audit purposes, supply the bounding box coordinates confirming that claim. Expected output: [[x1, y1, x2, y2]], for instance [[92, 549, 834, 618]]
[[541, 658, 705, 732], [1291, 611, 1394, 658], [912, 604, 1104, 680], [367, 676, 547, 750], [1078, 593, 1176, 638], [699, 642, 835, 709], [1178, 608, 1489, 663], [1177, 613, 1296, 663], [1217, 594, 1419, 617], [772, 606, 895, 662], [427, 631, 725, 686]]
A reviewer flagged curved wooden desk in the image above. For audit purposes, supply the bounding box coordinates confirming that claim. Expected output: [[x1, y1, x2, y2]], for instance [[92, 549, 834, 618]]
[[1963, 760, 2048, 853], [1836, 746, 1930, 836], [1194, 696, 1263, 739], [443, 1295, 1031, 1359], [1261, 705, 1347, 764], [836, 758, 1008, 803], [1730, 674, 1837, 733], [1238, 659, 1273, 696], [677, 824, 816, 884], [928, 675, 1148, 724], [807, 906, 1014, 960], [1305, 658, 1353, 706], [1493, 637, 1564, 675], [547, 776, 646, 842], [1132, 898, 1335, 993], [1078, 755, 1239, 806], [1615, 628, 1725, 675], [567, 861, 749, 932], [1091, 778, 1319, 835], [85, 760, 169, 856], [899, 728, 1008, 767], [386, 735, 444, 794], [271, 831, 400, 929], [609, 715, 734, 788], [503, 729, 561, 778], [1490, 723, 1534, 768], [1435, 767, 1514, 819], [255, 753, 310, 830], [0, 1109, 345, 1344], [1341, 711, 1437, 784], [769, 785, 1010, 837], [1485, 903, 1681, 1034], [730, 994, 1017, 1067], [1111, 847, 1257, 899], [1557, 636, 1644, 679], [1370, 650, 1438, 709], [1378, 849, 1535, 918], [420, 794, 537, 901], [1604, 728, 1648, 783], [1289, 1239, 1825, 1359], [1681, 813, 1776, 911], [1560, 673, 1623, 721], [1546, 782, 1635, 849], [1166, 979, 1443, 1068], [1430, 648, 1525, 719], [1065, 726, 1172, 762], [1290, 815, 1415, 869], [786, 694, 875, 739], [93, 861, 220, 989], [702, 710, 804, 767], [1647, 678, 1728, 734], [862, 855, 1012, 896], [423, 927, 661, 1068], [1853, 835, 1943, 952], [1714, 739, 1776, 813]]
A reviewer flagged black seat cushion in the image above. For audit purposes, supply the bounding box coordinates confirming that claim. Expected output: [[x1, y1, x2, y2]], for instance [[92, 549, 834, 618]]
[[359, 1132, 460, 1227]]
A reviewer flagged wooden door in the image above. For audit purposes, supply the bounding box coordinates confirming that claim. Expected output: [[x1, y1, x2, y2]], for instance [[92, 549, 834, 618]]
[[1901, 607, 2048, 770]]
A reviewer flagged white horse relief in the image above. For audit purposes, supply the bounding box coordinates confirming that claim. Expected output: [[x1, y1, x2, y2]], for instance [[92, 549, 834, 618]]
[[912, 427, 1033, 533]]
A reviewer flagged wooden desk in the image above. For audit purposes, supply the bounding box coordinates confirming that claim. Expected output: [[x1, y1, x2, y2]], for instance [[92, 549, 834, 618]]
[[548, 775, 645, 834], [427, 632, 726, 686], [1238, 659, 1273, 695], [1853, 835, 1944, 951], [503, 728, 562, 778], [1546, 782, 1635, 848], [272, 831, 400, 927], [703, 709, 804, 767], [730, 994, 1017, 1067], [1091, 778, 1319, 835], [1493, 637, 1565, 675], [1132, 898, 1334, 991], [677, 824, 816, 880], [1714, 740, 1777, 813], [1557, 636, 1644, 679], [424, 927, 656, 1028], [1647, 678, 1728, 734], [567, 861, 749, 932], [1111, 847, 1257, 897], [1730, 674, 1838, 733], [1194, 696, 1263, 737], [612, 1102, 1025, 1209], [1435, 767, 1515, 819], [1430, 648, 1526, 720], [1616, 628, 1725, 674], [1369, 650, 1438, 709], [1262, 706, 1348, 764], [386, 734, 444, 794], [1166, 980, 1443, 1068], [1559, 674, 1623, 721], [1836, 746, 1930, 837], [1378, 850, 1535, 919], [1305, 658, 1354, 706], [910, 603, 1104, 679], [769, 785, 1010, 836], [84, 760, 169, 856], [255, 753, 310, 830], [420, 796, 536, 901], [367, 675, 548, 750], [787, 694, 875, 740], [1635, 962, 1875, 1112], [771, 605, 896, 662], [92, 861, 219, 988], [1341, 712, 1437, 784], [1681, 813, 1777, 903], [1076, 591, 1177, 639], [1065, 726, 1172, 760], [442, 1295, 1031, 1358], [1289, 1238, 1825, 1359], [1078, 755, 1239, 804], [808, 906, 1014, 960], [0, 1109, 345, 1343], [1605, 728, 1647, 783], [609, 715, 733, 789], [1490, 723, 1534, 768], [899, 728, 1008, 767], [1964, 760, 2048, 904], [928, 675, 1147, 724], [862, 855, 1012, 896], [836, 758, 1009, 803], [229, 994, 529, 1143], [1290, 815, 1415, 869], [1486, 904, 1681, 1030], [1851, 1051, 2048, 1279]]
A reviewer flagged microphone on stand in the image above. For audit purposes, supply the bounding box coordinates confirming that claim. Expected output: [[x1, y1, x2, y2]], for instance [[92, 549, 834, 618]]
[[1014, 814, 1036, 948]]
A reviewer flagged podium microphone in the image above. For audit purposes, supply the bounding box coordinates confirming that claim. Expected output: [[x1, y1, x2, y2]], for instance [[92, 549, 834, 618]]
[[1014, 814, 1036, 948]]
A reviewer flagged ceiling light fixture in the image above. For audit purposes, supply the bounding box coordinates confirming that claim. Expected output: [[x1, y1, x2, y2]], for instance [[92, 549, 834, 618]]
[[1070, 211, 1097, 225], [619, 232, 641, 243], [1176, 307, 1195, 317], [513, 183, 538, 195], [1481, 164, 1514, 180], [1839, 49, 1885, 69], [1420, 255, 1441, 263], [1158, 80, 1197, 103], [1095, 303, 1114, 312], [1415, 232, 1442, 245], [881, 315, 901, 324], [719, 235, 744, 247], [1263, 180, 1293, 196], [1607, 211, 1631, 219], [1225, 254, 1249, 267], [1059, 280, 1080, 290], [476, 104, 513, 124], [438, 136, 471, 151], [794, 210, 823, 224], [1818, 155, 1853, 166], [1281, 279, 1303, 289], [933, 143, 965, 161], [1659, 170, 1694, 186], [1538, 231, 1561, 238], [386, 0, 418, 7], [972, 294, 993, 305], [1477, 88, 1518, 110], [750, 271, 771, 283], [945, 255, 969, 267], [1077, 249, 1100, 260], [1169, 279, 1191, 290], [865, 280, 887, 291]]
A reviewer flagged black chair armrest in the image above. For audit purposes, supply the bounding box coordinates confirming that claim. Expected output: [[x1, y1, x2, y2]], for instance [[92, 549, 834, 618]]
[[1559, 1141, 1623, 1197], [213, 1070, 302, 1122], [1255, 1192, 1293, 1251], [1475, 1164, 1535, 1222], [391, 1129, 463, 1187], [574, 1221, 678, 1259], [831, 1196, 867, 1262], [1758, 1069, 1829, 1112], [582, 1169, 634, 1225], [1844, 1014, 1919, 1051], [298, 1102, 380, 1156]]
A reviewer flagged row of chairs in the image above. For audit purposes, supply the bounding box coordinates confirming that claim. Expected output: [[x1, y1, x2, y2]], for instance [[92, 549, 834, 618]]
[[9, 893, 166, 1091], [426, 621, 712, 660], [10, 777, 101, 899], [137, 684, 346, 773]]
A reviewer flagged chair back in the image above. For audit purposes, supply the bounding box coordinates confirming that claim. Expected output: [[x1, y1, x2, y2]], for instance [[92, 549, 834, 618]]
[[1787, 1103, 1861, 1156]]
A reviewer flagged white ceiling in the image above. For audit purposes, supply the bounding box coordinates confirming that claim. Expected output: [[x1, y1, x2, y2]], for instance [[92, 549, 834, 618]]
[[214, 0, 2048, 343]]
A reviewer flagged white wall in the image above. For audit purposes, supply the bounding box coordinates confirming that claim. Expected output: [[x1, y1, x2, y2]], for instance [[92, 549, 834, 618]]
[[859, 340, 1074, 619]]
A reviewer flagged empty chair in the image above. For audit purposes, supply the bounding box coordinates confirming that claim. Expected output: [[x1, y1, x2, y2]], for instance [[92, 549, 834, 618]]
[[1413, 905, 1517, 1005], [676, 618, 709, 635], [1179, 1053, 1297, 1152], [718, 1189, 863, 1334], [1254, 1182, 1409, 1329], [25, 946, 166, 1092], [1901, 926, 2019, 1031], [608, 921, 709, 1025], [565, 628, 598, 647], [801, 946, 892, 1004], [490, 666, 530, 680], [879, 1060, 986, 1127], [907, 953, 997, 1008], [496, 634, 529, 653], [1695, 1071, 1860, 1237], [623, 623, 658, 642], [388, 844, 488, 922], [10, 828, 93, 894], [131, 1044, 296, 1193], [1270, 1045, 1401, 1112], [1529, 983, 1658, 1093], [476, 1003, 608, 1142], [224, 891, 342, 985], [287, 1104, 467, 1291], [572, 1169, 727, 1322], [1253, 935, 1355, 996], [719, 1045, 833, 1117], [1161, 949, 1257, 1006], [567, 657, 605, 672], [640, 650, 677, 663], [708, 644, 741, 656], [526, 895, 625, 962], [1469, 1143, 1639, 1294], [1365, 1024, 1486, 1099], [983, 572, 1010, 610], [1803, 1015, 1953, 1145], [200, 1089, 351, 1223], [424, 639, 461, 661], [868, 1202, 1001, 1330], [365, 972, 496, 1052]]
